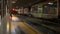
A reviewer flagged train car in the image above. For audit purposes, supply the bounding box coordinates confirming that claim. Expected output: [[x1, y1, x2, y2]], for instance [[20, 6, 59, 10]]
[[23, 8, 29, 15], [30, 1, 58, 19]]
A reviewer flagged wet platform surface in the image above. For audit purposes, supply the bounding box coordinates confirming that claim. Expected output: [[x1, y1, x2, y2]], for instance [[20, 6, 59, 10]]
[[6, 15, 60, 34], [10, 15, 40, 34]]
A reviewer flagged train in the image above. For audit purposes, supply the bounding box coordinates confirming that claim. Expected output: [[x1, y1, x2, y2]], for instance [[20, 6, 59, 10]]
[[29, 1, 58, 19], [17, 1, 58, 19]]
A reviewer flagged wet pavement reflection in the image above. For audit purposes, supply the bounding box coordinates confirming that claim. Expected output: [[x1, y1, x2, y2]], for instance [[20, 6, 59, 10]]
[[9, 15, 39, 34]]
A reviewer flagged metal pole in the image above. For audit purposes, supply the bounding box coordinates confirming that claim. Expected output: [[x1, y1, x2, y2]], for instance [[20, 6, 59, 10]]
[[1, 0, 7, 34], [57, 0, 59, 18], [7, 0, 12, 34]]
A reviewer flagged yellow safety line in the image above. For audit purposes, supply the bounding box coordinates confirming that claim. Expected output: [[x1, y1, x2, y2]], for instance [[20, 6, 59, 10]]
[[18, 22, 39, 34]]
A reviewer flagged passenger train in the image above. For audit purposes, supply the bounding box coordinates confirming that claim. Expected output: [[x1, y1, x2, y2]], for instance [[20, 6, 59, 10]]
[[17, 1, 58, 19], [30, 1, 58, 19]]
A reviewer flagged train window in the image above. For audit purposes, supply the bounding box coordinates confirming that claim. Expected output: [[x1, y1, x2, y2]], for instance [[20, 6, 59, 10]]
[[43, 2, 57, 14], [31, 6, 38, 13], [49, 6, 56, 14], [43, 5, 50, 14], [38, 7, 43, 13]]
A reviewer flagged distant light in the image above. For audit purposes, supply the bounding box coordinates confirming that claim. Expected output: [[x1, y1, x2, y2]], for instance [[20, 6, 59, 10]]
[[44, 6, 47, 7], [12, 1, 16, 3], [48, 2, 53, 5], [12, 17, 19, 22], [12, 8, 15, 10]]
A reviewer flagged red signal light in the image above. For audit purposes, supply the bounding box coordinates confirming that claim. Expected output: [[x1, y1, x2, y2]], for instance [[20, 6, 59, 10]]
[[11, 7, 15, 11], [12, 8, 15, 11], [11, 8, 15, 11]]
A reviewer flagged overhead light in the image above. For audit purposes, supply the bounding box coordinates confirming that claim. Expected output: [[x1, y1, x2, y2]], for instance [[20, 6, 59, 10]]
[[48, 2, 53, 5]]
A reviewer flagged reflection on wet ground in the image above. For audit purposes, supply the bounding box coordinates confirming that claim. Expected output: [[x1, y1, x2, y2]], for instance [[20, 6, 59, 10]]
[[10, 15, 39, 34]]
